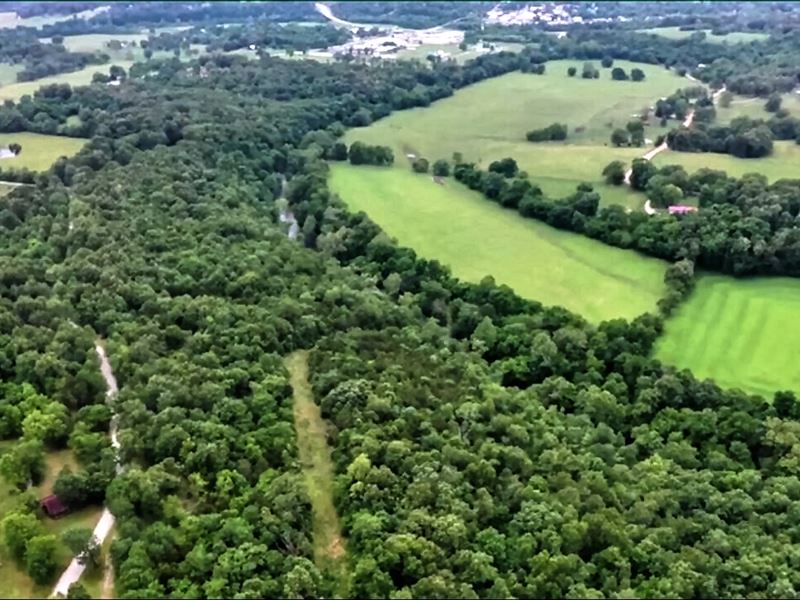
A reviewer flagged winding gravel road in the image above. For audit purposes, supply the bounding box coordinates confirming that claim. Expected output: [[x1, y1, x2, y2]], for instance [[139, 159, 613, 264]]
[[51, 343, 120, 598]]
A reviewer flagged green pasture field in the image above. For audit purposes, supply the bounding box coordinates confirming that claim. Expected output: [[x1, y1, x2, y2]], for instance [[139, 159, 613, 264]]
[[653, 142, 800, 182], [0, 62, 134, 102], [0, 444, 103, 598], [396, 42, 526, 64], [0, 63, 22, 85], [342, 60, 685, 205], [717, 92, 800, 123], [654, 274, 800, 398], [330, 164, 668, 322], [640, 27, 769, 43], [0, 133, 86, 172], [0, 6, 108, 30]]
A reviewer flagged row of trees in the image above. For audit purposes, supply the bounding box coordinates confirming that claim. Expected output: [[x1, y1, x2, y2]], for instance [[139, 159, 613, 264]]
[[526, 122, 568, 142]]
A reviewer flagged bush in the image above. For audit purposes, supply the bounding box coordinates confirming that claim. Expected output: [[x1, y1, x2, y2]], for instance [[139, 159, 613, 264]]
[[631, 68, 646, 82], [412, 157, 429, 173], [611, 67, 628, 81], [602, 160, 627, 185], [567, 66, 576, 77], [601, 56, 613, 68], [432, 159, 450, 177], [526, 123, 568, 142], [765, 93, 782, 113]]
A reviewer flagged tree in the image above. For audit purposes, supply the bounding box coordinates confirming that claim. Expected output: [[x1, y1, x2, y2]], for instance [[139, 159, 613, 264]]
[[488, 157, 518, 178], [602, 161, 626, 185], [718, 91, 733, 108], [631, 68, 646, 82], [611, 67, 628, 81], [0, 438, 45, 490], [62, 527, 100, 568], [26, 534, 58, 584], [567, 66, 577, 77], [458, 41, 467, 51], [601, 56, 613, 68], [432, 159, 450, 177], [8, 142, 21, 155], [765, 93, 782, 113], [611, 128, 630, 147], [144, 48, 154, 60], [626, 120, 645, 147], [67, 583, 93, 599], [2, 511, 42, 560], [581, 62, 598, 79], [412, 157, 429, 173], [328, 141, 348, 161]]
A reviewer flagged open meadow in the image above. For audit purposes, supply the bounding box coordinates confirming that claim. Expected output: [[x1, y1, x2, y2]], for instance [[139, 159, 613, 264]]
[[653, 141, 800, 182], [0, 62, 134, 102], [343, 60, 686, 206], [654, 274, 800, 398], [639, 27, 769, 43], [0, 132, 86, 171], [331, 164, 668, 322], [716, 92, 800, 123]]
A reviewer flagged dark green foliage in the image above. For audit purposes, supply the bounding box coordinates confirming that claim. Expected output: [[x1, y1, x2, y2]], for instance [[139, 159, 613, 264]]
[[432, 159, 450, 177], [602, 160, 626, 185], [412, 157, 429, 173], [526, 123, 568, 142]]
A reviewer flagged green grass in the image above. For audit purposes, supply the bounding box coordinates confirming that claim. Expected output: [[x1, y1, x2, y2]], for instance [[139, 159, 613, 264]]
[[0, 6, 109, 30], [396, 42, 526, 64], [0, 445, 103, 598], [0, 63, 22, 85], [640, 27, 769, 43], [285, 351, 349, 594], [654, 274, 800, 398], [717, 92, 800, 124], [331, 164, 668, 322], [343, 61, 684, 206], [653, 141, 800, 182], [0, 62, 134, 102], [0, 133, 86, 172]]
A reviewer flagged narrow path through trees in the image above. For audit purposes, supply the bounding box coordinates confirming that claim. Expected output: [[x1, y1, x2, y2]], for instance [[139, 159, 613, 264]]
[[285, 351, 349, 595], [51, 342, 120, 598]]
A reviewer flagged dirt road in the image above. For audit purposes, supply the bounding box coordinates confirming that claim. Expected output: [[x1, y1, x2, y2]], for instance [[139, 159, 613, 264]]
[[51, 343, 120, 598]]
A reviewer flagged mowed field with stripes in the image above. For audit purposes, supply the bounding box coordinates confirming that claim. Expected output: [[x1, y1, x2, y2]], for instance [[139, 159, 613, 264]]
[[654, 274, 800, 398]]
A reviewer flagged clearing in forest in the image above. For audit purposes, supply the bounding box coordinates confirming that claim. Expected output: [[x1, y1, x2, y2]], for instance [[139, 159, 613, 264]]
[[331, 164, 668, 322], [0, 444, 103, 599], [285, 351, 349, 592], [653, 141, 800, 182], [0, 132, 86, 171], [0, 62, 134, 102], [343, 59, 686, 208], [654, 274, 800, 398], [639, 26, 769, 43]]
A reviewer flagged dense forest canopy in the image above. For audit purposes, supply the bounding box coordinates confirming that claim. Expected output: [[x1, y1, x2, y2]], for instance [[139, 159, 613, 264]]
[[1, 2, 800, 598]]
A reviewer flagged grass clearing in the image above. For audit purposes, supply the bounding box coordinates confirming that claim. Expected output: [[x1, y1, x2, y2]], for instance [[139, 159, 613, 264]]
[[717, 92, 800, 123], [653, 141, 800, 182], [396, 42, 525, 64], [0, 132, 86, 172], [654, 274, 800, 398], [331, 164, 667, 321], [640, 27, 769, 43], [0, 63, 22, 85], [0, 62, 134, 102], [285, 351, 349, 594], [343, 61, 685, 206], [0, 445, 103, 598]]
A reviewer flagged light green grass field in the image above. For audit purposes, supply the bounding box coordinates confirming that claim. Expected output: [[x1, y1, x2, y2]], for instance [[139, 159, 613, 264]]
[[286, 351, 349, 595], [654, 274, 800, 398], [0, 6, 109, 30], [0, 133, 86, 171], [717, 92, 800, 123], [640, 27, 769, 43], [343, 60, 684, 206], [331, 164, 667, 321], [0, 445, 103, 598], [0, 63, 22, 85], [396, 42, 525, 64], [0, 62, 134, 102], [653, 141, 800, 182]]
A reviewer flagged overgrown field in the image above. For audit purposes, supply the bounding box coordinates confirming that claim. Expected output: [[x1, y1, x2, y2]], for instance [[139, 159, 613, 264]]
[[331, 164, 667, 322], [0, 62, 134, 101], [654, 141, 800, 182], [654, 274, 800, 398], [343, 60, 686, 205], [0, 132, 86, 171], [639, 27, 769, 43]]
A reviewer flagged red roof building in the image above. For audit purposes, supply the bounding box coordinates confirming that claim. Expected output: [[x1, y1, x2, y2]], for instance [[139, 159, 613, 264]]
[[40, 494, 70, 519]]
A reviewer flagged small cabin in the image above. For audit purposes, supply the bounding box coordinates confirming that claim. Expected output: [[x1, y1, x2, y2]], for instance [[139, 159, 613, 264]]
[[40, 494, 70, 519]]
